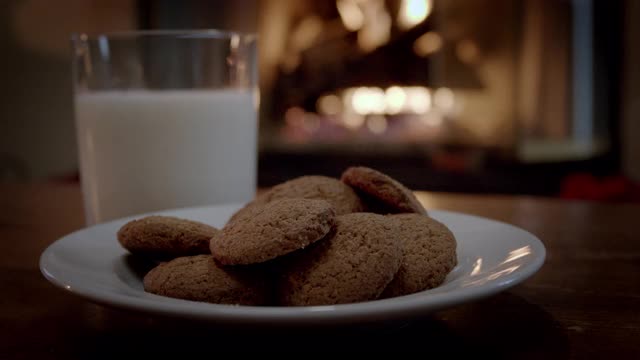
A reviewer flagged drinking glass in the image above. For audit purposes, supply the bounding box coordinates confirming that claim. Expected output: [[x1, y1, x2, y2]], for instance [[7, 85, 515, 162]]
[[72, 30, 258, 224]]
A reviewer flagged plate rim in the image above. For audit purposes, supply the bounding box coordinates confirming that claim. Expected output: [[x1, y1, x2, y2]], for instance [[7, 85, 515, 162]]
[[39, 206, 546, 325]]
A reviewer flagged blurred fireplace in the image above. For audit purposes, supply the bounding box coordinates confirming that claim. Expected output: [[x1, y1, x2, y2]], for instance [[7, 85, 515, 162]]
[[262, 0, 516, 151], [143, 0, 621, 195]]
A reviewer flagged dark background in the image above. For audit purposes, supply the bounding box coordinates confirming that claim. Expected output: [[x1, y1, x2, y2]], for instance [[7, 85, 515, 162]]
[[1, 0, 638, 201]]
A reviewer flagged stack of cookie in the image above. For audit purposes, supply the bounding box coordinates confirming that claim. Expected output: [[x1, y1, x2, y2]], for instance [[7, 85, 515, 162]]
[[118, 166, 457, 306]]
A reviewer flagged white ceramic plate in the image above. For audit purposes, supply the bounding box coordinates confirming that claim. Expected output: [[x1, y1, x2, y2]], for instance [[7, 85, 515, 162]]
[[40, 204, 545, 325]]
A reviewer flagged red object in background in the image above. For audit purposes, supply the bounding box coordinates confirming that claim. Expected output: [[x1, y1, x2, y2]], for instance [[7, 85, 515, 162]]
[[560, 173, 640, 202]]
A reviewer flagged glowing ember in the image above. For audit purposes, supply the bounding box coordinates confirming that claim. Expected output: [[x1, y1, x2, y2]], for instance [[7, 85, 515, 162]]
[[413, 31, 442, 57], [398, 0, 432, 30]]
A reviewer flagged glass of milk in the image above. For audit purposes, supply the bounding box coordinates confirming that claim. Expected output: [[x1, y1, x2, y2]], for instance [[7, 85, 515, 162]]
[[71, 31, 258, 224]]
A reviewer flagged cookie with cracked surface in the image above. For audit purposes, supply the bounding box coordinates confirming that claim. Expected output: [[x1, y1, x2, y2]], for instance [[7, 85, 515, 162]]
[[225, 200, 263, 226], [279, 213, 402, 306], [210, 198, 336, 265], [143, 255, 269, 305], [340, 166, 427, 215], [117, 216, 219, 259], [257, 175, 365, 216], [381, 214, 457, 298], [226, 176, 364, 225]]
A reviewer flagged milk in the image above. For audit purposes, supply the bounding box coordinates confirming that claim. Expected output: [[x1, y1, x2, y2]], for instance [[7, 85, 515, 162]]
[[74, 90, 257, 224]]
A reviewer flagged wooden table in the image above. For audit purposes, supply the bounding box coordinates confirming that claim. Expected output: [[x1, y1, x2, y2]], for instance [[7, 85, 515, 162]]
[[2, 183, 639, 357]]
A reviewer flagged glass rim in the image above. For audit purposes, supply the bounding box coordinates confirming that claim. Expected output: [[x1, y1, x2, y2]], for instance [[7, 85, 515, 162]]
[[71, 29, 257, 42]]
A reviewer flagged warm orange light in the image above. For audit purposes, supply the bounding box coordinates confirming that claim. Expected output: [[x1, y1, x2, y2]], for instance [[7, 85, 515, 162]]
[[367, 115, 388, 134], [413, 31, 442, 57], [337, 0, 364, 31], [456, 39, 480, 64], [317, 94, 342, 115], [291, 16, 323, 51], [385, 86, 406, 114], [406, 87, 431, 114], [342, 86, 435, 115], [434, 87, 455, 110], [352, 87, 386, 115], [356, 0, 391, 52], [343, 113, 365, 129], [504, 246, 532, 263], [470, 258, 483, 276], [398, 0, 432, 30]]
